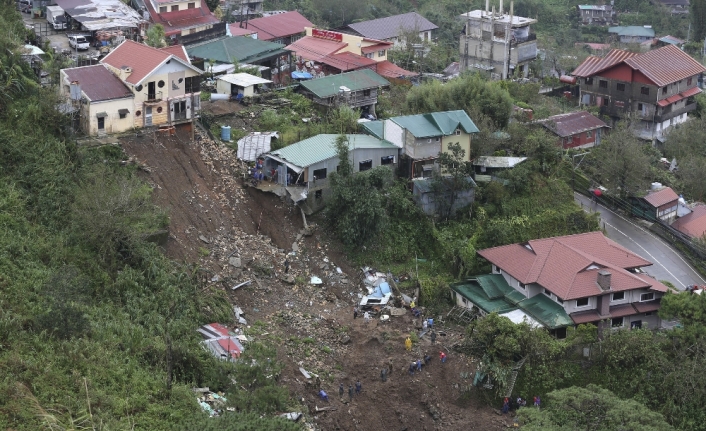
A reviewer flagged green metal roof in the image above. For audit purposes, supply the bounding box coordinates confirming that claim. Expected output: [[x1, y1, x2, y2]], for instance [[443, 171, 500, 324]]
[[517, 295, 573, 330], [299, 69, 390, 98], [390, 110, 479, 138], [452, 274, 572, 329], [186, 36, 290, 64], [451, 282, 517, 315], [268, 134, 396, 168], [361, 120, 384, 139], [608, 26, 655, 38]]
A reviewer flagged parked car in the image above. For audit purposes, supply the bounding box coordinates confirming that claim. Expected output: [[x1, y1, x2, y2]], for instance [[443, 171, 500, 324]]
[[68, 35, 90, 50], [18, 0, 31, 13]]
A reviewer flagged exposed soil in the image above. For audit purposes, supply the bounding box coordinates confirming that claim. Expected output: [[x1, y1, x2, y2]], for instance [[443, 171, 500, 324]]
[[118, 123, 510, 430]]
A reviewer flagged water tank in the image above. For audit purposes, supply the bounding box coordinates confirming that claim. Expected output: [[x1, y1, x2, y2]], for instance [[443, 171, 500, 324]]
[[651, 182, 662, 190], [221, 125, 231, 141]]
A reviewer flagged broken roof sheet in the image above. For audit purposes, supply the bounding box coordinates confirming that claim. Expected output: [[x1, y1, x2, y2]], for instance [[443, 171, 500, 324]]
[[218, 72, 272, 86], [198, 323, 244, 360], [237, 131, 278, 161], [473, 156, 527, 168], [55, 0, 145, 30]]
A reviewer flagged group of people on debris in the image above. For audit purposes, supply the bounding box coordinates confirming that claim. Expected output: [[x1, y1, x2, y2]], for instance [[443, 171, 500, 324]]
[[502, 396, 540, 413], [319, 380, 363, 403]]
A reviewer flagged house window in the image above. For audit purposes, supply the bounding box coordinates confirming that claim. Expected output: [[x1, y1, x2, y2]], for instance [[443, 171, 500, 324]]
[[312, 168, 327, 180], [543, 288, 553, 298], [363, 89, 371, 97], [378, 50, 385, 57], [359, 159, 373, 171], [611, 317, 624, 327], [641, 86, 649, 95], [585, 77, 593, 85], [615, 100, 624, 108], [637, 103, 643, 111], [365, 53, 374, 59], [687, 77, 693, 85], [644, 311, 653, 316], [586, 130, 593, 138], [185, 76, 201, 93], [381, 155, 394, 165], [171, 5, 178, 11], [135, 84, 143, 92], [599, 80, 607, 89], [97, 116, 105, 130], [188, 2, 195, 7], [118, 109, 129, 119], [158, 80, 165, 88], [617, 83, 625, 91], [455, 129, 461, 135], [157, 106, 163, 113], [135, 110, 142, 117], [576, 298, 589, 307], [556, 297, 564, 304], [640, 292, 655, 302], [159, 6, 166, 12], [612, 291, 625, 301], [662, 86, 667, 94], [519, 282, 525, 289]]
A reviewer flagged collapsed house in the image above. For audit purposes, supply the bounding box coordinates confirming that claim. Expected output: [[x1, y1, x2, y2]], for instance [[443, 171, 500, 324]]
[[197, 323, 245, 361]]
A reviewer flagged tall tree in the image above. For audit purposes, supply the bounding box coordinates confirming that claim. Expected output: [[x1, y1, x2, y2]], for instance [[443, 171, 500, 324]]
[[588, 123, 651, 199], [692, 0, 706, 42], [518, 385, 675, 431], [145, 24, 167, 48], [430, 142, 474, 220]]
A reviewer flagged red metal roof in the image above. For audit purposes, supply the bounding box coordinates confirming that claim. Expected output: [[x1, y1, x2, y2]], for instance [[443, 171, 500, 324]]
[[571, 49, 638, 77], [63, 64, 133, 102], [361, 42, 392, 54], [681, 86, 702, 97], [570, 309, 602, 324], [160, 45, 189, 62], [101, 40, 196, 85], [326, 52, 377, 71], [229, 23, 256, 37], [633, 298, 662, 313], [657, 86, 702, 107], [540, 111, 608, 138], [146, 1, 220, 36], [375, 60, 416, 78], [286, 36, 348, 61], [672, 204, 706, 238], [244, 11, 313, 41], [625, 44, 706, 87], [609, 303, 638, 318], [477, 231, 660, 300], [643, 186, 679, 207]]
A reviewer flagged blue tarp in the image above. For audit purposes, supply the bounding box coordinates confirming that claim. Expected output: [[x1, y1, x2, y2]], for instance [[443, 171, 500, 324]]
[[291, 71, 313, 80], [370, 282, 391, 298]]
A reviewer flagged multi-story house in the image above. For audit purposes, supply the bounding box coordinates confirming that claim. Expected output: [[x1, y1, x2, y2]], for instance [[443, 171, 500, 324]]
[[451, 231, 669, 338], [572, 45, 706, 140], [101, 40, 203, 128], [342, 12, 438, 48], [362, 110, 479, 179], [143, 0, 225, 45], [577, 4, 616, 25], [459, 4, 537, 79], [297, 69, 390, 117]]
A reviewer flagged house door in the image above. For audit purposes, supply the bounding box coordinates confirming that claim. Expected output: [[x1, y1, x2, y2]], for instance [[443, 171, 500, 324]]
[[630, 320, 642, 329], [147, 82, 156, 100], [145, 106, 152, 126], [174, 100, 187, 121], [97, 116, 105, 130]]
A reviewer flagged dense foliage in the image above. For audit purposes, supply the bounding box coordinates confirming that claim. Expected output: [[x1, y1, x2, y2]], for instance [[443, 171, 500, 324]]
[[0, 5, 294, 429]]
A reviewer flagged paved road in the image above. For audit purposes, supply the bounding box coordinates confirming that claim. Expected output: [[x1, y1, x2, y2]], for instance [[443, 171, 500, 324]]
[[574, 192, 705, 290]]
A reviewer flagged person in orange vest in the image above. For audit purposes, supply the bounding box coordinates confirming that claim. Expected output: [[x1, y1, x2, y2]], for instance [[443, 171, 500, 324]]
[[405, 336, 412, 351]]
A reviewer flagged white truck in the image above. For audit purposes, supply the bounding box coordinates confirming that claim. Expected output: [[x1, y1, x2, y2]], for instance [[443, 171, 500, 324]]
[[68, 35, 90, 50], [46, 6, 67, 30]]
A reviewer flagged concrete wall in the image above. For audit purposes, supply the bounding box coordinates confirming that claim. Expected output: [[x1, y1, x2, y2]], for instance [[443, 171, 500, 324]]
[[83, 97, 135, 135], [383, 119, 405, 148], [152, 0, 201, 13]]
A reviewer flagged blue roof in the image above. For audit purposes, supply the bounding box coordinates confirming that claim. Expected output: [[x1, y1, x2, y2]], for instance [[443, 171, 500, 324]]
[[609, 26, 655, 38]]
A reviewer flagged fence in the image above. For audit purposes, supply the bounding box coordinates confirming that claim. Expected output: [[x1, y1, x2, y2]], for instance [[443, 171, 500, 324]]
[[561, 163, 706, 274]]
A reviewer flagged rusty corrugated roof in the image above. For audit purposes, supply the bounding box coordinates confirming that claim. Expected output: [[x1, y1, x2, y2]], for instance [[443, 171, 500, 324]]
[[571, 49, 638, 77], [643, 186, 679, 207], [625, 44, 706, 87], [539, 111, 608, 138], [63, 64, 133, 102]]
